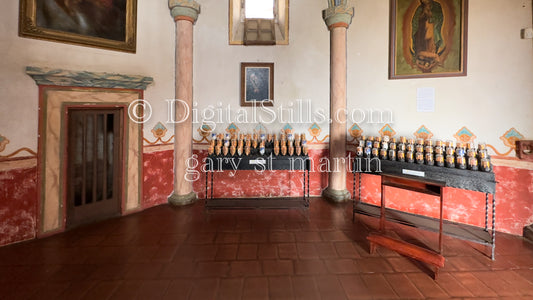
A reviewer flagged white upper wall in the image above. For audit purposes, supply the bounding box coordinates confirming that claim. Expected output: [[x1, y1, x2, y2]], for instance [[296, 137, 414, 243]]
[[193, 0, 532, 151], [0, 0, 532, 155], [0, 0, 175, 155]]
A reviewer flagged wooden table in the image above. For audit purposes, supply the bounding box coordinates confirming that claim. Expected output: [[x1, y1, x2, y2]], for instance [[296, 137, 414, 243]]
[[353, 159, 497, 278]]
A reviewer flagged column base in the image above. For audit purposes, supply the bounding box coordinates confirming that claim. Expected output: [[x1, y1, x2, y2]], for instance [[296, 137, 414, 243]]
[[168, 191, 197, 206], [322, 187, 351, 203]]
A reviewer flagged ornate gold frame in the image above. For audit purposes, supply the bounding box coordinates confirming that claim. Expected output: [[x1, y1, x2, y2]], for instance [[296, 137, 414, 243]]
[[19, 0, 137, 53], [389, 0, 468, 79]]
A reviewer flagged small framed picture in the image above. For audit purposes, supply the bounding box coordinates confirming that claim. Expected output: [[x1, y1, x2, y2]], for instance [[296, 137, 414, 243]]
[[240, 63, 274, 107]]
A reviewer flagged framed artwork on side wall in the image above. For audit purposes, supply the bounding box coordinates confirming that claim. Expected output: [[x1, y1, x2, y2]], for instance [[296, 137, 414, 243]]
[[240, 62, 274, 107], [389, 0, 468, 79], [19, 0, 137, 53]]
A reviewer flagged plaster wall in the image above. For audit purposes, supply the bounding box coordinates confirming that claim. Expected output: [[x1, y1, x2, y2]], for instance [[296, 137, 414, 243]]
[[0, 0, 175, 155]]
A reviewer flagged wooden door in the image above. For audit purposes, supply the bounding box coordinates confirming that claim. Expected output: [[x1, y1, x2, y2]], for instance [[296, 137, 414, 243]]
[[66, 108, 122, 228]]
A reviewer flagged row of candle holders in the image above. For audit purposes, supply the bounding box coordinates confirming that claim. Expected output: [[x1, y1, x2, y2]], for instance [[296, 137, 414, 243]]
[[208, 132, 309, 157], [355, 136, 492, 172]]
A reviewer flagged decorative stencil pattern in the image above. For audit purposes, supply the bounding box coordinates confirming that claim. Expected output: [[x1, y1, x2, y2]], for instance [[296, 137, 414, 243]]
[[226, 123, 240, 136], [283, 124, 294, 134], [151, 122, 168, 139], [255, 123, 267, 133], [414, 125, 434, 140], [349, 123, 363, 138], [0, 135, 9, 152], [198, 123, 212, 138], [500, 128, 524, 149], [379, 124, 396, 138], [308, 123, 321, 138], [454, 126, 477, 143]]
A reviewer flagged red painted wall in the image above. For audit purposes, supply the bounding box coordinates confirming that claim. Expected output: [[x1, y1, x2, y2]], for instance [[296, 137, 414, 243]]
[[0, 166, 38, 246], [0, 149, 531, 247], [142, 150, 174, 208]]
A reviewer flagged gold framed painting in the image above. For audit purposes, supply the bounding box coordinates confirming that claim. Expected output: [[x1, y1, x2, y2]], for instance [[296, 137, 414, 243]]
[[389, 0, 468, 79], [240, 62, 274, 107], [19, 0, 137, 53]]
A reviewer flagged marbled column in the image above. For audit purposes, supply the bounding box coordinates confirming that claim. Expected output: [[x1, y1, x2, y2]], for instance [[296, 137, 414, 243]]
[[168, 0, 200, 206], [322, 4, 354, 203]]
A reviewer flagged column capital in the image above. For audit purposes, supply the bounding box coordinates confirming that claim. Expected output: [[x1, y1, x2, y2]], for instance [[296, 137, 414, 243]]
[[322, 5, 354, 30], [169, 0, 201, 24]]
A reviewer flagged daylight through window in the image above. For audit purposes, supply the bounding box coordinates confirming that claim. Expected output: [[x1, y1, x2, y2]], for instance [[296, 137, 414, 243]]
[[245, 0, 274, 19]]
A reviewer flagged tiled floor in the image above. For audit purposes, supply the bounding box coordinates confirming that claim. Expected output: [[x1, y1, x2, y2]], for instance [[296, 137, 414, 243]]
[[1, 198, 533, 299]]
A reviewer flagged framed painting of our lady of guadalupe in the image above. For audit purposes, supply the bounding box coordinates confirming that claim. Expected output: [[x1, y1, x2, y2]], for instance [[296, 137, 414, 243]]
[[389, 0, 468, 79], [19, 0, 137, 52]]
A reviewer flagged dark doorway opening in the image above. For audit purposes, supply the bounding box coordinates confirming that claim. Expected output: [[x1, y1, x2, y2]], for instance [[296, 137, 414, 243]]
[[66, 108, 123, 228]]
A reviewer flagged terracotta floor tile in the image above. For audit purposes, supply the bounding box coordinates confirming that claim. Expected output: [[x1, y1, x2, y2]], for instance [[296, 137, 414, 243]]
[[136, 279, 171, 299], [186, 232, 216, 245], [315, 242, 339, 259], [229, 261, 262, 277], [321, 230, 352, 242], [361, 273, 399, 299], [2, 199, 533, 300], [334, 242, 362, 259], [278, 243, 298, 259], [451, 272, 499, 298], [162, 279, 193, 300], [124, 263, 163, 280], [324, 258, 359, 274], [446, 255, 492, 271], [214, 232, 240, 244], [296, 243, 319, 259], [237, 243, 258, 260], [435, 272, 474, 297], [240, 231, 268, 243], [270, 231, 296, 243], [194, 261, 229, 278], [291, 276, 320, 300], [215, 244, 238, 261], [472, 270, 533, 297], [314, 275, 348, 299], [294, 231, 322, 243], [243, 277, 269, 299], [383, 273, 424, 299], [338, 274, 373, 300], [81, 280, 122, 300], [108, 280, 143, 300], [294, 259, 328, 275], [408, 272, 451, 298], [217, 278, 244, 299], [189, 278, 219, 300], [58, 280, 99, 299], [268, 276, 294, 298], [257, 244, 278, 259], [356, 257, 394, 273], [263, 259, 294, 276]]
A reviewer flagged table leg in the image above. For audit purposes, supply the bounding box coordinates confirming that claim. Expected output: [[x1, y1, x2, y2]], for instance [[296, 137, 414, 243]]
[[210, 171, 214, 200], [307, 169, 310, 207], [485, 193, 489, 231], [439, 187, 444, 254], [380, 176, 385, 231], [352, 171, 356, 222], [492, 194, 496, 260]]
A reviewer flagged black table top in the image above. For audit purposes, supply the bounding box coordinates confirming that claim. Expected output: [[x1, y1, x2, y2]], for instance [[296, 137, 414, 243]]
[[354, 159, 496, 194]]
